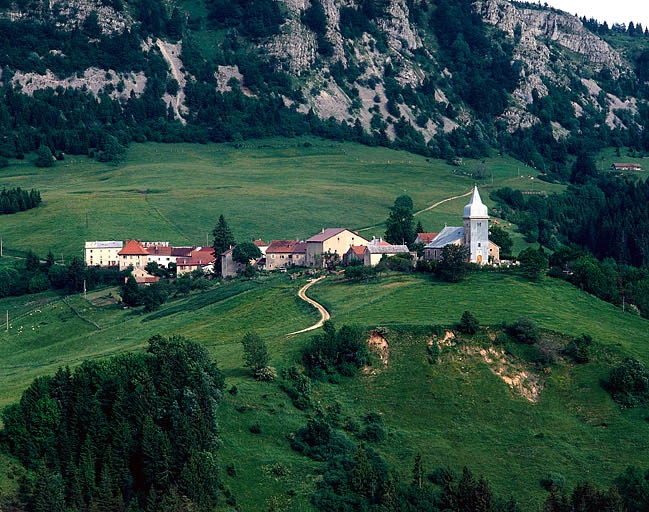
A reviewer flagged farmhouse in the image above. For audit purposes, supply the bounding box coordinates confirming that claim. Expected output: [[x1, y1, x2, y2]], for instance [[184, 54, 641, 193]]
[[265, 240, 308, 271], [84, 241, 123, 267], [611, 163, 642, 171], [306, 228, 369, 266], [176, 247, 216, 275], [424, 187, 499, 264], [343, 245, 367, 266], [364, 243, 410, 266]]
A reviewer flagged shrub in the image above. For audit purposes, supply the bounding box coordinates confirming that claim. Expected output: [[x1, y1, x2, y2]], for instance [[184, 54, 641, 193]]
[[606, 357, 649, 407], [361, 413, 386, 442], [564, 334, 593, 364], [541, 472, 566, 491], [254, 366, 277, 382], [427, 342, 440, 364], [507, 317, 539, 344], [458, 310, 479, 335], [249, 423, 262, 434]]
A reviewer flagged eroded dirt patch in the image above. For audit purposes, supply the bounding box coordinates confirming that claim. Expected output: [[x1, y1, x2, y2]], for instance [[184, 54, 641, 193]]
[[477, 347, 543, 402], [368, 331, 390, 368]]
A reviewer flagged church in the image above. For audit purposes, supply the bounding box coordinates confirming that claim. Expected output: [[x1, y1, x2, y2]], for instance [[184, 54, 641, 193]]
[[423, 186, 500, 264]]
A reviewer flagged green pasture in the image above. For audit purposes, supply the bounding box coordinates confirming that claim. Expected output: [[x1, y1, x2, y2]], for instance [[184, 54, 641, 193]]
[[0, 138, 562, 259], [1, 269, 649, 509]]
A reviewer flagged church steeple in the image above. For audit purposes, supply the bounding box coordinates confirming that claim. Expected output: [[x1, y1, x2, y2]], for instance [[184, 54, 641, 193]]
[[463, 186, 488, 219], [462, 186, 489, 264]]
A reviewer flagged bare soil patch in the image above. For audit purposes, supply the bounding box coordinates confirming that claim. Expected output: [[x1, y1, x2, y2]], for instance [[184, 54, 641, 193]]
[[367, 331, 390, 368]]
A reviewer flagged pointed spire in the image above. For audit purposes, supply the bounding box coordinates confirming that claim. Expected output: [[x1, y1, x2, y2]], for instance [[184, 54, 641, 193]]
[[463, 186, 488, 218]]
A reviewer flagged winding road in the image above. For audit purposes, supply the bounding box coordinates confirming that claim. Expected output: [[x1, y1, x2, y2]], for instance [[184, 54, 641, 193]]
[[287, 276, 330, 336]]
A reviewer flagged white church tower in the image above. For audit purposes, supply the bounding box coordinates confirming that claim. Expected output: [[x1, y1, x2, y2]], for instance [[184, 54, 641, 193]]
[[463, 186, 489, 264]]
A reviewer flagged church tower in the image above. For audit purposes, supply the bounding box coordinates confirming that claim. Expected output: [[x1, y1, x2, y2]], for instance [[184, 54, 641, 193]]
[[463, 186, 489, 264]]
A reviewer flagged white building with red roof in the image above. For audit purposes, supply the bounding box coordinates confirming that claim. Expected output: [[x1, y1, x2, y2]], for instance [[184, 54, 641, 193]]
[[118, 240, 150, 270]]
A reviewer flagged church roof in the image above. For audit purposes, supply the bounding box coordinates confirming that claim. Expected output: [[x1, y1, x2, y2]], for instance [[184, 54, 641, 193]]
[[463, 186, 488, 218], [425, 227, 464, 249]]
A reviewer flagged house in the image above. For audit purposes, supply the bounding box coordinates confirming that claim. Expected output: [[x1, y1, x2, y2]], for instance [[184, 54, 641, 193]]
[[176, 247, 215, 276], [117, 240, 149, 270], [343, 245, 367, 266], [220, 247, 244, 278], [364, 244, 411, 266], [144, 242, 173, 268], [414, 233, 438, 245], [611, 163, 642, 171], [424, 187, 499, 264], [130, 267, 160, 285], [84, 241, 123, 267], [266, 240, 307, 270], [306, 228, 369, 266]]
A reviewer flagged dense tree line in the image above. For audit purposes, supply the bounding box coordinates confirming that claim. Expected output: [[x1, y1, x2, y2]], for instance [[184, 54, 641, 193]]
[[2, 335, 225, 511], [490, 172, 649, 317], [0, 187, 41, 214], [0, 252, 127, 298]]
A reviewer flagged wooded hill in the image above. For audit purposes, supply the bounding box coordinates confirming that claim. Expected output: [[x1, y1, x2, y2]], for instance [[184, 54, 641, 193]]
[[1, 0, 649, 176]]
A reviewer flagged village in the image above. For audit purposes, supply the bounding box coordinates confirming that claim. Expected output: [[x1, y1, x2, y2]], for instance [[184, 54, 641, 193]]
[[84, 187, 501, 283]]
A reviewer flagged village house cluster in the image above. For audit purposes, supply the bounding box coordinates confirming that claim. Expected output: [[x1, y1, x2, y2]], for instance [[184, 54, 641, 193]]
[[84, 187, 499, 282]]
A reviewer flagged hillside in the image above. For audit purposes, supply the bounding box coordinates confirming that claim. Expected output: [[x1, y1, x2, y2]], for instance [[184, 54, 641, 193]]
[[0, 138, 564, 259], [1, 0, 649, 174], [1, 269, 649, 510]]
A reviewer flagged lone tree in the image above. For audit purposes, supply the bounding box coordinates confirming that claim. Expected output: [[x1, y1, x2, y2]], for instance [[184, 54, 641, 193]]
[[385, 195, 416, 245], [489, 224, 513, 258], [120, 275, 142, 307], [35, 145, 54, 168], [518, 247, 548, 280], [212, 215, 235, 274], [241, 332, 270, 375], [232, 241, 262, 265], [437, 244, 469, 282]]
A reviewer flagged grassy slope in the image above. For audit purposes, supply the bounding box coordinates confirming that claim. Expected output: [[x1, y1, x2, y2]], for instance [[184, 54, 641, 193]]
[[1, 271, 649, 509], [2, 139, 646, 509], [0, 138, 562, 259]]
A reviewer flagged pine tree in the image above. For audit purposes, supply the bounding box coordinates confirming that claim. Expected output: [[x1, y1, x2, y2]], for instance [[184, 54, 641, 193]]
[[212, 214, 235, 274]]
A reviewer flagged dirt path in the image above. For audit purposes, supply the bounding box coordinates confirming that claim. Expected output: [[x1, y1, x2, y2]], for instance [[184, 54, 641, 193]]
[[414, 189, 473, 215], [287, 276, 330, 336], [357, 189, 473, 232]]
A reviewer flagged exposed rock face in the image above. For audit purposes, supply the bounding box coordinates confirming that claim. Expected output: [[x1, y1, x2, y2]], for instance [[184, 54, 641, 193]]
[[11, 68, 146, 101], [475, 0, 633, 132], [0, 0, 132, 33], [1, 0, 644, 143], [266, 18, 318, 75]]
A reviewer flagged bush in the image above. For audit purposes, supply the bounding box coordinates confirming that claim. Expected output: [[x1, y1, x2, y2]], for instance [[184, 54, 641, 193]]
[[507, 317, 539, 344], [361, 413, 386, 442], [254, 366, 277, 382], [458, 310, 479, 335], [564, 334, 592, 363], [302, 321, 369, 378], [540, 472, 566, 491], [606, 357, 649, 407]]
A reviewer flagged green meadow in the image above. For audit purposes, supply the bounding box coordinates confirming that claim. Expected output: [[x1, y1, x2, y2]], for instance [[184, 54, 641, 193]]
[[0, 137, 562, 259], [1, 269, 649, 509], [2, 139, 647, 510]]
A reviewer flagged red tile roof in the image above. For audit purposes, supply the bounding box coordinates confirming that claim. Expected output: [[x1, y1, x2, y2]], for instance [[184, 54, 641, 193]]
[[171, 246, 194, 257], [147, 245, 172, 256], [267, 240, 298, 253], [348, 245, 366, 257], [118, 240, 149, 256], [176, 247, 215, 267], [416, 233, 439, 244], [252, 239, 267, 247]]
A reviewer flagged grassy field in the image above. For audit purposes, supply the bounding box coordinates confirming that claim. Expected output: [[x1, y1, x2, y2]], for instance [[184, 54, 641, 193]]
[[2, 139, 647, 510], [0, 138, 563, 259], [1, 269, 649, 509]]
